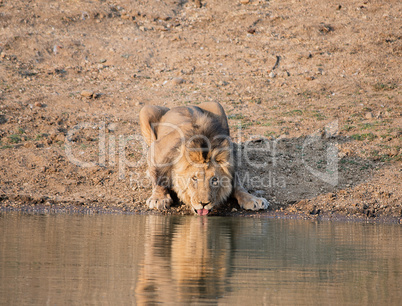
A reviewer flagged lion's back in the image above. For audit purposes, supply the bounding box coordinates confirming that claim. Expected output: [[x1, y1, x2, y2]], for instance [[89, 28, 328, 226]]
[[157, 105, 229, 142]]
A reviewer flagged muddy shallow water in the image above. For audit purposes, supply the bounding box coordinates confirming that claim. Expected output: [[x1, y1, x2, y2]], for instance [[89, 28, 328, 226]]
[[1, 213, 401, 305]]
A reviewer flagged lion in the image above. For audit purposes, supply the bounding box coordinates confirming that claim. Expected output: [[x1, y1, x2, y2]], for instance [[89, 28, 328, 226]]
[[139, 102, 269, 215]]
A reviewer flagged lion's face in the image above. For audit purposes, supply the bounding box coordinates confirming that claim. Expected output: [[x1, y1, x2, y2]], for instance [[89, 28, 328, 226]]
[[172, 140, 233, 216], [173, 165, 232, 215]]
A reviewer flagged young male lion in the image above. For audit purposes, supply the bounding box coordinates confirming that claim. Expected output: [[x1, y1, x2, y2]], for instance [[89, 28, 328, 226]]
[[140, 102, 269, 216]]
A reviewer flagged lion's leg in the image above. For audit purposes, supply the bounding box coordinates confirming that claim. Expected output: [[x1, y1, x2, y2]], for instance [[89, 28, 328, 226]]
[[233, 174, 269, 211], [139, 105, 170, 146], [197, 102, 230, 134], [146, 166, 173, 210]]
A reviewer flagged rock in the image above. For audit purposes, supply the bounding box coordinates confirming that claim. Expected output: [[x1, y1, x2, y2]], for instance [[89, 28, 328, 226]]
[[121, 13, 131, 20], [269, 71, 276, 78], [23, 142, 34, 148], [34, 102, 43, 107], [81, 90, 94, 98], [155, 25, 167, 31], [365, 112, 374, 119], [54, 134, 65, 142], [172, 77, 185, 85], [326, 193, 336, 200], [390, 148, 400, 157], [240, 0, 250, 4]]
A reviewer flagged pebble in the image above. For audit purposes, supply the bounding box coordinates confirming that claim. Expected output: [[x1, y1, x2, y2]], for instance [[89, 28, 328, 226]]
[[194, 0, 202, 8], [34, 102, 43, 107], [155, 25, 167, 31], [365, 112, 374, 119], [269, 71, 276, 78], [172, 77, 185, 85], [54, 134, 65, 142], [390, 148, 400, 157], [81, 90, 94, 98], [240, 0, 250, 4]]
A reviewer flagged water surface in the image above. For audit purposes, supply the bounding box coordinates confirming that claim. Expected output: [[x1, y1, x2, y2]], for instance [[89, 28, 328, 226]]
[[1, 213, 401, 305]]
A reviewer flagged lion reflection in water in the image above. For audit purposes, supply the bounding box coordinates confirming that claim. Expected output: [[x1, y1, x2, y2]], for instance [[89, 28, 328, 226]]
[[135, 216, 232, 304]]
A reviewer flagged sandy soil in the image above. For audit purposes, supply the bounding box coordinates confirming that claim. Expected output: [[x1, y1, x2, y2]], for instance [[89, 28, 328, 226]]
[[0, 0, 401, 222]]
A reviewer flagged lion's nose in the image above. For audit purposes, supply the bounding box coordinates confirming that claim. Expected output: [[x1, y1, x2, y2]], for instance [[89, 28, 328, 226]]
[[199, 201, 210, 207]]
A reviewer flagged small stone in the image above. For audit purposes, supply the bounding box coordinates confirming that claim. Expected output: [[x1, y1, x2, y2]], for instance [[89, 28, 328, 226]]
[[269, 71, 276, 78], [365, 112, 374, 119], [390, 148, 400, 157], [316, 68, 324, 75], [172, 77, 185, 85], [81, 90, 94, 98], [23, 142, 34, 148], [34, 102, 43, 107], [155, 25, 167, 31], [194, 0, 202, 8], [231, 208, 238, 212], [54, 134, 65, 142], [240, 0, 250, 4], [326, 193, 336, 200]]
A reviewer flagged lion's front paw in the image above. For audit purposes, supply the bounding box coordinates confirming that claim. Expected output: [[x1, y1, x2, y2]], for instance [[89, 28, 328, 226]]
[[146, 192, 173, 210], [238, 194, 269, 211]]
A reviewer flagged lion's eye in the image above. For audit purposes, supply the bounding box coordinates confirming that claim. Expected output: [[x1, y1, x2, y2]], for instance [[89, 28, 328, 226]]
[[191, 176, 198, 182], [211, 177, 218, 186]]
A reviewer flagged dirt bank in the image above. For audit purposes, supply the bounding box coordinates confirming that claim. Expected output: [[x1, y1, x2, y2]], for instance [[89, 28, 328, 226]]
[[0, 0, 401, 222]]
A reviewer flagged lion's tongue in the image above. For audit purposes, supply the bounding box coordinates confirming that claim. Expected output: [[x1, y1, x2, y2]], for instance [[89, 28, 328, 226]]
[[197, 209, 209, 216]]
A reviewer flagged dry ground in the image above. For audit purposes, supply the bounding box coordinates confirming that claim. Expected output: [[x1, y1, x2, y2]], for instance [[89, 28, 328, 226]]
[[0, 0, 401, 221]]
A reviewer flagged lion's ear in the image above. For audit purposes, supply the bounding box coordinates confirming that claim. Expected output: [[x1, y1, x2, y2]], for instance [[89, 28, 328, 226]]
[[211, 138, 231, 164], [212, 147, 230, 165]]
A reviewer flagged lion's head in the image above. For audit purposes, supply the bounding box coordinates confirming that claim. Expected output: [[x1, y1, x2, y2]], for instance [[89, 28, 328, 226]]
[[172, 136, 233, 216]]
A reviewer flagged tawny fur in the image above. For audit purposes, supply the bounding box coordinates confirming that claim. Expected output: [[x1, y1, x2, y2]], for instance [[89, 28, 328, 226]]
[[139, 102, 269, 214]]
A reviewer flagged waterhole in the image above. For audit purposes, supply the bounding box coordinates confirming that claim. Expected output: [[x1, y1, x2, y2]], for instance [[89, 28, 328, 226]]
[[1, 213, 401, 305]]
